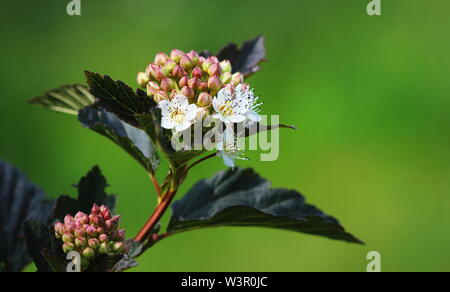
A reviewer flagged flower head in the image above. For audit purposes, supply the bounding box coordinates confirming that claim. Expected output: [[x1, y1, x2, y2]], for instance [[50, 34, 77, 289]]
[[54, 204, 127, 271], [159, 95, 197, 132], [212, 84, 262, 124]]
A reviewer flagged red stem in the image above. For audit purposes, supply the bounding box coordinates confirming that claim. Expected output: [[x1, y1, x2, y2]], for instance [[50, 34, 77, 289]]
[[134, 189, 177, 242]]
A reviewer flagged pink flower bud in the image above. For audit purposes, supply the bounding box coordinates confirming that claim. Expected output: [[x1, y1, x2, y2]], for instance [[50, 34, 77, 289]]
[[155, 67, 166, 81], [192, 67, 203, 79], [170, 90, 177, 100], [74, 228, 86, 238], [199, 82, 208, 91], [83, 247, 95, 259], [208, 63, 222, 77], [210, 56, 219, 64], [99, 234, 109, 243], [170, 49, 185, 63], [63, 242, 76, 254], [86, 226, 97, 238], [88, 238, 100, 249], [164, 59, 177, 72], [188, 77, 201, 90], [79, 214, 89, 225], [65, 223, 76, 233], [113, 242, 125, 253], [161, 78, 176, 92], [220, 72, 232, 84], [154, 52, 169, 66], [62, 233, 74, 243], [220, 60, 232, 73], [172, 65, 186, 79], [137, 72, 149, 88], [208, 76, 222, 91], [187, 50, 200, 66], [231, 72, 243, 86], [180, 86, 195, 101], [101, 210, 111, 221], [91, 204, 100, 215], [54, 223, 65, 235], [146, 81, 160, 96], [202, 58, 213, 72], [89, 214, 99, 225], [146, 64, 158, 79], [111, 229, 125, 241], [180, 55, 193, 71], [64, 215, 74, 225], [155, 91, 169, 103], [98, 242, 110, 254], [197, 92, 212, 107], [75, 237, 88, 249], [179, 76, 188, 88]]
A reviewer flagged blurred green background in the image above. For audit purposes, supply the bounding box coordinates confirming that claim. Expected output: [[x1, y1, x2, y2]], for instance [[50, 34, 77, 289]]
[[1, 0, 449, 272]]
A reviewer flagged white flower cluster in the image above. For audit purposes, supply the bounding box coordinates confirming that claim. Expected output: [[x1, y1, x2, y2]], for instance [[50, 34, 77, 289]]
[[158, 83, 262, 168]]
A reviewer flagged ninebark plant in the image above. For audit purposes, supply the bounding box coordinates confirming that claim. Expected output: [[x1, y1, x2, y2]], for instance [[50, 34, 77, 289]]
[[0, 37, 363, 272]]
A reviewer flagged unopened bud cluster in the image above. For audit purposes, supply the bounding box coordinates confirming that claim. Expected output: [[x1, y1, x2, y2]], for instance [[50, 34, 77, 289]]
[[137, 49, 243, 109], [54, 204, 127, 269]]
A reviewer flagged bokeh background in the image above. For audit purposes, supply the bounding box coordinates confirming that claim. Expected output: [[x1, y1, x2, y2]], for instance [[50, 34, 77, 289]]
[[1, 0, 449, 272]]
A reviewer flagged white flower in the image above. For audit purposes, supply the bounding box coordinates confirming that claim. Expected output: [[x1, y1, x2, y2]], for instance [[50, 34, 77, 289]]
[[212, 84, 262, 124], [159, 95, 197, 132], [216, 129, 248, 168]]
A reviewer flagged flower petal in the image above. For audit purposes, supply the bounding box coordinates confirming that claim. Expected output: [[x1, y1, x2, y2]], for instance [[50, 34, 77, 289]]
[[161, 117, 175, 129], [212, 98, 220, 112], [175, 120, 192, 132], [159, 100, 171, 116], [217, 87, 232, 102], [186, 104, 198, 121], [247, 111, 261, 122], [172, 95, 189, 110], [229, 114, 247, 124]]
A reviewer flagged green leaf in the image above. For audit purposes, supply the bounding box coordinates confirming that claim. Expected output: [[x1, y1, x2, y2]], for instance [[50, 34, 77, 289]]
[[29, 84, 95, 115], [0, 161, 54, 272], [54, 166, 116, 222], [85, 71, 155, 128], [79, 106, 159, 174], [168, 168, 363, 244], [216, 36, 266, 78]]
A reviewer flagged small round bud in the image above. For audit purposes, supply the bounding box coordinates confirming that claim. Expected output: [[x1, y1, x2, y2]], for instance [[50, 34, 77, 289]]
[[64, 215, 74, 225], [180, 55, 193, 71], [62, 233, 75, 243], [179, 76, 188, 88], [220, 60, 232, 73], [113, 242, 125, 253], [91, 204, 100, 215], [197, 92, 212, 107], [180, 86, 195, 101], [85, 226, 97, 238], [164, 59, 177, 73], [74, 228, 86, 238], [75, 237, 88, 249], [188, 78, 201, 90], [202, 58, 212, 72], [187, 50, 200, 66], [137, 72, 150, 88], [155, 67, 166, 81], [79, 214, 89, 225], [208, 63, 222, 77], [231, 72, 243, 86], [172, 65, 186, 79], [161, 78, 176, 92], [199, 82, 208, 91], [208, 76, 222, 91], [154, 91, 169, 103], [89, 214, 99, 225], [54, 223, 65, 235], [98, 242, 110, 254], [192, 67, 203, 79], [88, 238, 100, 249], [63, 242, 76, 254], [82, 247, 95, 259], [146, 64, 158, 80], [154, 52, 169, 66], [220, 72, 232, 84], [99, 234, 109, 243], [170, 49, 185, 63]]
